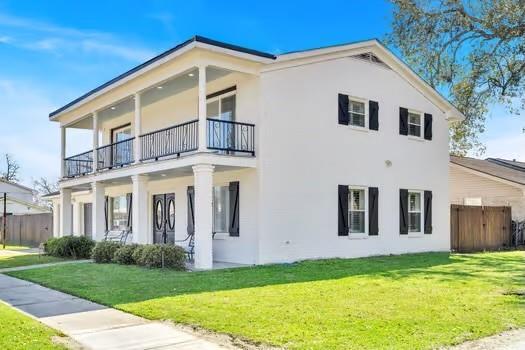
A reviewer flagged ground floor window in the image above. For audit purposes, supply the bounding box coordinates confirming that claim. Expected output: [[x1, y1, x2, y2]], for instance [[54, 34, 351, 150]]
[[408, 191, 422, 233], [213, 185, 230, 233], [111, 195, 128, 230], [348, 187, 367, 234]]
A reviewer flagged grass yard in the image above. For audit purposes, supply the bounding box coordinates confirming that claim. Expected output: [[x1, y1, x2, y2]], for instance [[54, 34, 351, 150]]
[[9, 251, 525, 350], [0, 253, 64, 269], [0, 301, 66, 349]]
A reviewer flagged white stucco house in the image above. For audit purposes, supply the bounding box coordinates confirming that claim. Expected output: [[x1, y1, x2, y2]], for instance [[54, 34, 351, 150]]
[[48, 36, 464, 269], [450, 156, 525, 220], [0, 180, 50, 215]]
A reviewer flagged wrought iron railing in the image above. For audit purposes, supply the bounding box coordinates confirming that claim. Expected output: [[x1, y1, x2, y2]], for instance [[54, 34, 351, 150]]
[[207, 118, 255, 155], [97, 138, 134, 170], [139, 119, 198, 161], [64, 150, 93, 177]]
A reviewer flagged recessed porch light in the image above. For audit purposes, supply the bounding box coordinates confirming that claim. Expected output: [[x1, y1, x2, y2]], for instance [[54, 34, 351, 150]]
[[188, 73, 194, 77], [160, 173, 167, 177], [110, 106, 116, 110], [157, 86, 163, 89]]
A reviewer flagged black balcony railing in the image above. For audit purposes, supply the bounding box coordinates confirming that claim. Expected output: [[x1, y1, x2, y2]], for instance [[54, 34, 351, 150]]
[[64, 151, 93, 177], [207, 118, 255, 155], [140, 119, 198, 161], [97, 138, 134, 170]]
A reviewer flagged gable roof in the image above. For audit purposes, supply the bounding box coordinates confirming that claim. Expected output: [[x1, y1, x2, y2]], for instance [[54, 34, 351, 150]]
[[450, 155, 525, 186], [0, 195, 50, 213], [49, 36, 466, 122], [0, 179, 34, 194]]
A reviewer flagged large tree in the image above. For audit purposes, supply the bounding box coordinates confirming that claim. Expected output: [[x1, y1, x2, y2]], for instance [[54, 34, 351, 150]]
[[388, 0, 525, 155], [0, 153, 20, 183]]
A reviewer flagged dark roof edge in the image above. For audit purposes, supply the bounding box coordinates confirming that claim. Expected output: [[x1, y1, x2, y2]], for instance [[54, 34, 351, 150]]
[[49, 35, 276, 118], [450, 158, 525, 186], [487, 158, 525, 172]]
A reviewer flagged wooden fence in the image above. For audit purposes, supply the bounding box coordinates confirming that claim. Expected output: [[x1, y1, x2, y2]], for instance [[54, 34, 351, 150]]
[[0, 213, 53, 247], [450, 205, 512, 252]]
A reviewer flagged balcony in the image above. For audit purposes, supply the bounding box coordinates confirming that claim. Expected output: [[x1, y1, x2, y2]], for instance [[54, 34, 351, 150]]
[[63, 118, 255, 178]]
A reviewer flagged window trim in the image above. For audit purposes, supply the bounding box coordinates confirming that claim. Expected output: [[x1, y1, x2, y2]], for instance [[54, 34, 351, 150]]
[[110, 123, 132, 144], [407, 109, 423, 139], [110, 195, 128, 230], [348, 185, 369, 237], [206, 90, 237, 122], [344, 96, 368, 130], [407, 190, 424, 236]]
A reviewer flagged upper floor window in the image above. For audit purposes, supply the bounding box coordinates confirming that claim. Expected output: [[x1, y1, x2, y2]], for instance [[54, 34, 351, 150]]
[[408, 112, 422, 137], [112, 124, 132, 143], [408, 191, 422, 233], [349, 100, 366, 127]]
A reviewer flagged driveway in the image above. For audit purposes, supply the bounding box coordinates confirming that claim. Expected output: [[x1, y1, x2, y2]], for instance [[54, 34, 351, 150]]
[[0, 274, 238, 349]]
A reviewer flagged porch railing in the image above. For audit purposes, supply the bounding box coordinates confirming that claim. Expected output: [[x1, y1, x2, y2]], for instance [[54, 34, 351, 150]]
[[97, 138, 134, 170], [64, 150, 93, 177], [207, 118, 255, 155], [139, 119, 198, 161]]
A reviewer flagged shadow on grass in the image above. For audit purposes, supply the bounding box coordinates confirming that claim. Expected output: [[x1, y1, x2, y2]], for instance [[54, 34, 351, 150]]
[[9, 251, 523, 307], [0, 254, 63, 269]]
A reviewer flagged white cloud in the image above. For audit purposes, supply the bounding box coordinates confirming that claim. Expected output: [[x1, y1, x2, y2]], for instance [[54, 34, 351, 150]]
[[0, 12, 155, 62]]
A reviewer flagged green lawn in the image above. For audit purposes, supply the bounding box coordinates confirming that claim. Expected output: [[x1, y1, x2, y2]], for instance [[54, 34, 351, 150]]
[[0, 302, 66, 349], [9, 251, 525, 350], [0, 254, 64, 269]]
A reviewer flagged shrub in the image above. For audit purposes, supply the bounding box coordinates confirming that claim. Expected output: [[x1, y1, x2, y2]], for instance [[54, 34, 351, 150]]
[[131, 244, 145, 264], [113, 244, 140, 265], [91, 241, 121, 263], [134, 244, 186, 270], [43, 236, 95, 259]]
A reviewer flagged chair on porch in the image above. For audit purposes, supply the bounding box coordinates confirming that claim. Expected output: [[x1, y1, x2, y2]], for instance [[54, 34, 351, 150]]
[[104, 229, 131, 244]]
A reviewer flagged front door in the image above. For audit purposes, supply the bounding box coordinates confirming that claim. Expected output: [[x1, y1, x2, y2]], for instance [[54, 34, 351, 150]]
[[153, 193, 175, 244]]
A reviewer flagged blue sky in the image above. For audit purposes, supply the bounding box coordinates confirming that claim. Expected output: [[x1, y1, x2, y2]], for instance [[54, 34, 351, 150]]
[[0, 0, 523, 186]]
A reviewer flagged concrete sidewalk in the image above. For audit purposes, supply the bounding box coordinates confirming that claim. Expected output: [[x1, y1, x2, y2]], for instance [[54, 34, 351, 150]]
[[0, 274, 235, 349]]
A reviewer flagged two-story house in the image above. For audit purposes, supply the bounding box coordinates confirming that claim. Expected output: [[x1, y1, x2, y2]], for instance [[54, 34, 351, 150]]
[[48, 36, 464, 269]]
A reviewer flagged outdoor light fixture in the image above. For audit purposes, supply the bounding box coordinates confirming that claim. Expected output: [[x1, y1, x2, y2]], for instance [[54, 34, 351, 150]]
[[157, 86, 163, 89], [111, 106, 116, 110], [188, 73, 194, 77]]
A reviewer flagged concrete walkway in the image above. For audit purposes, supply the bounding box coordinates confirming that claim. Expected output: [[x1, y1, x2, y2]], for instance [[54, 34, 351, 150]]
[[449, 329, 525, 350], [0, 274, 236, 349]]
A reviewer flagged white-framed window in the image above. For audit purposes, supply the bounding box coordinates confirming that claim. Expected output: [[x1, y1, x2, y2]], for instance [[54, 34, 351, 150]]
[[111, 195, 128, 230], [213, 185, 230, 233], [207, 90, 236, 122], [348, 186, 368, 234], [408, 190, 423, 233], [408, 111, 422, 137], [349, 99, 366, 128]]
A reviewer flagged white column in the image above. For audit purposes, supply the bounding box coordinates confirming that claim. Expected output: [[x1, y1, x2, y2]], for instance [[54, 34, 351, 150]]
[[198, 65, 207, 152], [92, 112, 98, 173], [134, 93, 142, 164], [52, 200, 60, 237], [132, 174, 149, 244], [59, 188, 72, 236], [193, 164, 214, 269], [72, 200, 82, 236], [60, 126, 66, 178], [92, 182, 106, 241]]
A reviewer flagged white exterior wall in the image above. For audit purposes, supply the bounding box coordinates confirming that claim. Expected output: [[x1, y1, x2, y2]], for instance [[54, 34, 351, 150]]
[[450, 165, 525, 220], [257, 57, 450, 263]]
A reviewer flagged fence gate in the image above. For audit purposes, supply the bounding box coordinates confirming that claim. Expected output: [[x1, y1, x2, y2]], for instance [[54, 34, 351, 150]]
[[0, 213, 53, 247], [450, 205, 512, 252]]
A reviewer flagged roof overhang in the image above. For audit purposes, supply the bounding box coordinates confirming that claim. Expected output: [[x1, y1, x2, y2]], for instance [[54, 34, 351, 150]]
[[450, 162, 525, 189]]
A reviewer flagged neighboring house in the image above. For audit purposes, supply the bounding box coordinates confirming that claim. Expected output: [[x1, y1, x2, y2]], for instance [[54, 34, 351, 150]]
[[0, 180, 50, 215], [450, 156, 525, 220], [49, 36, 464, 269]]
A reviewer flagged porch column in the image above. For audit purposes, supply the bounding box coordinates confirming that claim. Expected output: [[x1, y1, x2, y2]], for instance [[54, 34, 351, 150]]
[[59, 188, 72, 236], [193, 164, 214, 269], [131, 174, 149, 244], [60, 126, 66, 178], [52, 200, 60, 237], [134, 93, 142, 164], [198, 65, 207, 152], [92, 182, 106, 241], [92, 112, 98, 173]]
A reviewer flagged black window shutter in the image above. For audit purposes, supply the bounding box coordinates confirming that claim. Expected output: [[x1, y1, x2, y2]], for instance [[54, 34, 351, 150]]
[[399, 107, 408, 135], [338, 185, 349, 236], [399, 189, 408, 234], [338, 94, 349, 125], [104, 196, 109, 232], [369, 101, 379, 131], [424, 113, 433, 140], [229, 181, 240, 236], [187, 186, 195, 236], [126, 193, 132, 230], [424, 190, 433, 234], [368, 187, 379, 235]]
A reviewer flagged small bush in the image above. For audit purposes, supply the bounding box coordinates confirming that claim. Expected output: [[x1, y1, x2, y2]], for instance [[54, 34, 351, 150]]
[[43, 236, 95, 259], [134, 244, 186, 270], [113, 244, 140, 265], [131, 244, 145, 264], [91, 241, 121, 263]]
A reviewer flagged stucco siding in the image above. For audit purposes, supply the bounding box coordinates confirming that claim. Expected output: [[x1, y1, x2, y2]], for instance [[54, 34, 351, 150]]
[[449, 165, 525, 220]]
